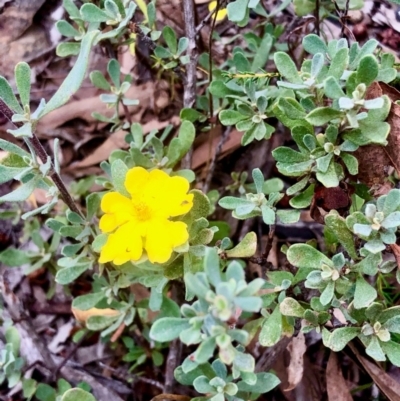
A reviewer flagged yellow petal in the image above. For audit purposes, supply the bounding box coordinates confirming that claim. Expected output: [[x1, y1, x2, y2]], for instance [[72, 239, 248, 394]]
[[161, 176, 193, 216], [99, 222, 143, 265], [101, 192, 132, 213], [100, 192, 134, 233], [124, 167, 150, 198], [208, 1, 227, 22], [145, 220, 189, 263]]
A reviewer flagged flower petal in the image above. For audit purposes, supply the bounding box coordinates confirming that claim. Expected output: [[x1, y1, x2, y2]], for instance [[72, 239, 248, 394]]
[[100, 192, 134, 233], [124, 167, 150, 199], [162, 176, 193, 217], [145, 220, 189, 263], [99, 222, 143, 265]]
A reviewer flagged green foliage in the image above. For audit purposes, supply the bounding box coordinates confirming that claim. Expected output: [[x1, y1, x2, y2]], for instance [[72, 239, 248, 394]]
[[1, 1, 400, 399]]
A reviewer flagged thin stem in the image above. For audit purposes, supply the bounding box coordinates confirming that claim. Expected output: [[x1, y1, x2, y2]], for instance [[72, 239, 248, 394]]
[[315, 0, 320, 36], [203, 127, 231, 193], [0, 99, 83, 217], [181, 0, 199, 169]]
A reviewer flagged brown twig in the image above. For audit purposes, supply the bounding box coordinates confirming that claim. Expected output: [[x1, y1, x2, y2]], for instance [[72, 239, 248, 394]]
[[203, 127, 232, 193], [163, 281, 185, 393], [54, 331, 89, 376], [181, 0, 199, 169], [0, 99, 83, 217], [315, 0, 320, 36]]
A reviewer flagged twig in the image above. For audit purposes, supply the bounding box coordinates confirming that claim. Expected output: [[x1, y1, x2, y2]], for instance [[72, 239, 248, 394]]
[[60, 366, 125, 401], [0, 99, 83, 217], [195, 0, 227, 35], [315, 0, 320, 35], [163, 281, 185, 393], [54, 331, 89, 376], [203, 127, 232, 193], [181, 0, 199, 169]]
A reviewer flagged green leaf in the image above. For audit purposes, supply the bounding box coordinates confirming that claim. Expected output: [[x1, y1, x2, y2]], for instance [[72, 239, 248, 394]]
[[150, 318, 191, 342], [357, 55, 379, 86], [324, 76, 345, 99], [194, 336, 216, 364], [14, 62, 31, 108], [56, 20, 80, 37], [303, 34, 328, 55], [341, 152, 358, 175], [280, 297, 305, 317], [276, 209, 301, 224], [56, 42, 81, 57], [204, 247, 221, 287], [272, 147, 308, 163], [111, 159, 129, 197], [90, 70, 111, 90], [252, 33, 273, 71], [259, 306, 282, 346], [252, 168, 264, 194], [0, 176, 39, 202], [43, 30, 99, 116], [63, 0, 81, 20], [289, 184, 315, 208], [0, 76, 23, 114], [209, 80, 242, 97], [80, 3, 109, 22], [323, 327, 360, 351], [382, 189, 400, 215], [287, 243, 332, 268], [225, 232, 257, 258], [176, 121, 195, 160], [274, 52, 302, 83], [86, 314, 121, 331], [56, 262, 91, 285], [237, 372, 280, 393], [354, 276, 377, 309], [0, 248, 31, 267], [316, 161, 343, 188], [277, 97, 306, 120], [328, 47, 349, 80], [86, 192, 101, 221], [163, 26, 177, 54], [227, 0, 249, 23], [61, 388, 96, 401], [305, 107, 343, 125], [5, 326, 20, 355], [219, 110, 247, 126], [325, 212, 357, 259], [381, 341, 400, 367], [72, 292, 105, 311]]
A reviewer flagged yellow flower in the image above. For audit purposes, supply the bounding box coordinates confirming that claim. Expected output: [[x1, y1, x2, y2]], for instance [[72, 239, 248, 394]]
[[208, 0, 227, 22], [99, 167, 193, 265]]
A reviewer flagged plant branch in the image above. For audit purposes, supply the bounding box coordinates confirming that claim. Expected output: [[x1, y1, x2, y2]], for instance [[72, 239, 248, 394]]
[[0, 99, 83, 217], [181, 0, 199, 169], [203, 127, 231, 193]]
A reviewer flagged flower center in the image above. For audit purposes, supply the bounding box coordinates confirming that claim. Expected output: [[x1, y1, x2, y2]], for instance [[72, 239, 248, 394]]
[[133, 201, 153, 222]]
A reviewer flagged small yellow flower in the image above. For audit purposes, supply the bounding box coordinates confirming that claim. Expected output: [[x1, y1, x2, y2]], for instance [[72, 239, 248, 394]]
[[208, 0, 227, 22], [99, 167, 193, 265]]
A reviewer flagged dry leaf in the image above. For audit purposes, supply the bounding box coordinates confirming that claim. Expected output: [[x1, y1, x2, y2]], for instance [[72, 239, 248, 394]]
[[192, 129, 242, 169], [37, 83, 155, 131], [354, 82, 400, 196], [326, 351, 353, 401], [349, 343, 400, 401], [69, 116, 179, 170], [284, 332, 307, 391], [72, 307, 121, 325]]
